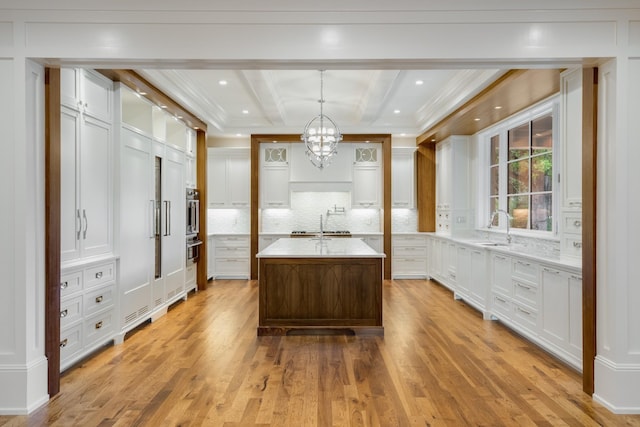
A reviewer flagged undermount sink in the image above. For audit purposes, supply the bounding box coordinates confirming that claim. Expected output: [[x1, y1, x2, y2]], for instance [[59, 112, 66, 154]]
[[477, 242, 510, 247]]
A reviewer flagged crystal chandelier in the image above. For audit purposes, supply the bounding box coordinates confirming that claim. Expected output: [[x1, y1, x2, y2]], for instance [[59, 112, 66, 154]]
[[301, 70, 342, 169]]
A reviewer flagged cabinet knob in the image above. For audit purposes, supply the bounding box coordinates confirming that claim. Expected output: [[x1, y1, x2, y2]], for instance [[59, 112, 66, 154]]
[[573, 241, 582, 248], [573, 220, 582, 227], [60, 339, 68, 348], [95, 271, 103, 279], [60, 281, 68, 290], [95, 321, 103, 330], [60, 309, 68, 318], [95, 295, 104, 303]]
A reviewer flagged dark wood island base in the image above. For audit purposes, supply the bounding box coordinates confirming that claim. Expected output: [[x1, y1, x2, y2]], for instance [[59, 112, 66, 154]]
[[258, 257, 384, 336]]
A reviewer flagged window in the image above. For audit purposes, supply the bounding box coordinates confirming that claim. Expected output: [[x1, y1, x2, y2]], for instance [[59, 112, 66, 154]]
[[487, 106, 555, 233]]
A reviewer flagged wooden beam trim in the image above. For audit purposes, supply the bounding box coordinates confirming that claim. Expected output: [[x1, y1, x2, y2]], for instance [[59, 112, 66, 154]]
[[582, 67, 597, 395], [97, 69, 208, 131], [44, 67, 61, 396]]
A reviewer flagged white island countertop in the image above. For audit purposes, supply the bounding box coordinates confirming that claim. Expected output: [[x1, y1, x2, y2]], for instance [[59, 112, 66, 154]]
[[256, 237, 386, 259]]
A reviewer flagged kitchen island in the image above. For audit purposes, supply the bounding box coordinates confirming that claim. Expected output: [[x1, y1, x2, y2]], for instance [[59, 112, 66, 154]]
[[256, 237, 385, 336]]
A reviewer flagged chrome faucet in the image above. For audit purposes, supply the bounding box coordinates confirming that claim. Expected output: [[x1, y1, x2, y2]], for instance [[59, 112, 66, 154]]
[[489, 209, 512, 244], [318, 214, 324, 244]]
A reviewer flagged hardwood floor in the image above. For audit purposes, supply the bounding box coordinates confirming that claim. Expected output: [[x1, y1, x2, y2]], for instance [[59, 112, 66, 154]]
[[3, 279, 640, 426]]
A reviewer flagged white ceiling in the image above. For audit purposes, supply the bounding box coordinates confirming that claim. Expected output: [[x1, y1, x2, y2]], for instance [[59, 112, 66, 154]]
[[139, 68, 506, 138]]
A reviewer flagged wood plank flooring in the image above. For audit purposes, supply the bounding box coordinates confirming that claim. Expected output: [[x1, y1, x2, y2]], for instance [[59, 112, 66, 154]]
[[3, 279, 640, 426]]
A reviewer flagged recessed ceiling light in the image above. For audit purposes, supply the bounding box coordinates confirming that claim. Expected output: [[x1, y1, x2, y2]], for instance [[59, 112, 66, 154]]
[[494, 105, 502, 110], [160, 105, 167, 109], [431, 138, 436, 142], [138, 91, 147, 96], [194, 127, 199, 130], [415, 80, 424, 85], [474, 118, 481, 121], [400, 133, 407, 136], [219, 80, 228, 86], [393, 109, 401, 114], [242, 109, 249, 114], [236, 133, 242, 137]]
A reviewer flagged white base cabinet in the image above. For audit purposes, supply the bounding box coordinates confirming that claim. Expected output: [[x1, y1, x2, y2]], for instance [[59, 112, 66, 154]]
[[392, 234, 428, 278], [60, 257, 117, 371], [210, 235, 250, 279]]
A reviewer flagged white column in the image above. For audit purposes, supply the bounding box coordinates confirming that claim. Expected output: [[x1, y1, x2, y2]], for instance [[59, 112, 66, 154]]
[[0, 57, 49, 414], [593, 56, 640, 414]]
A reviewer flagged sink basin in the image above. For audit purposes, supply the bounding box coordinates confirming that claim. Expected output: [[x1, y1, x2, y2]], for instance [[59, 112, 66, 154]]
[[477, 242, 510, 247]]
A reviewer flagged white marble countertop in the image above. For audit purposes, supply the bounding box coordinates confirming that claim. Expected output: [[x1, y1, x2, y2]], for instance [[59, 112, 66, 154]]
[[256, 237, 386, 258]]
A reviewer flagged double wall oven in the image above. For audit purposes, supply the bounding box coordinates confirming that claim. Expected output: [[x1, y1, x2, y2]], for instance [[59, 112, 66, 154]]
[[186, 188, 202, 263]]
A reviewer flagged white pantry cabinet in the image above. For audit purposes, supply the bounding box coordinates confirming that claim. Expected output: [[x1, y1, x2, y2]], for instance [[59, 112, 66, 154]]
[[207, 148, 251, 208], [60, 106, 114, 262], [435, 136, 471, 235], [61, 68, 113, 123]]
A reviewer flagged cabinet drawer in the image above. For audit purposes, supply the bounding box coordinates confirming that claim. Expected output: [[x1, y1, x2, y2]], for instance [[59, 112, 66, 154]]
[[84, 309, 115, 347], [60, 271, 82, 298], [513, 280, 538, 309], [392, 258, 427, 275], [214, 236, 250, 248], [393, 246, 427, 257], [215, 246, 250, 257], [513, 303, 538, 332], [214, 259, 249, 276], [563, 214, 583, 234], [491, 293, 512, 319], [392, 235, 427, 247], [84, 284, 115, 316], [60, 295, 83, 328], [85, 261, 115, 288], [60, 324, 83, 365], [562, 235, 583, 257], [512, 258, 538, 284]]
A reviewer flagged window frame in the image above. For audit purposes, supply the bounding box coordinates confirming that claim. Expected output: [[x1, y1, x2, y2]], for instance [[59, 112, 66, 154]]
[[477, 96, 560, 238]]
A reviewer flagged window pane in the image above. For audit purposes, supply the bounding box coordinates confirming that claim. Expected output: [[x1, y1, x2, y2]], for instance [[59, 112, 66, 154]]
[[508, 159, 529, 194], [490, 165, 499, 196], [531, 152, 553, 192], [508, 123, 530, 160], [532, 115, 552, 155], [531, 193, 552, 231], [489, 197, 499, 226], [490, 135, 500, 165], [508, 195, 529, 229]]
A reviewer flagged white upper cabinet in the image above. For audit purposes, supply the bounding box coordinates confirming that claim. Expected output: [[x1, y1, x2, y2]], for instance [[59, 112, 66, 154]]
[[61, 68, 113, 123], [435, 136, 470, 235], [261, 144, 290, 208], [60, 73, 114, 264], [352, 143, 382, 208], [560, 68, 583, 209], [207, 148, 251, 208], [392, 147, 416, 208]]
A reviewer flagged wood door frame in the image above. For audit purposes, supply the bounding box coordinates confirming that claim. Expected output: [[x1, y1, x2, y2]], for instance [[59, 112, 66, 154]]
[[250, 134, 392, 280]]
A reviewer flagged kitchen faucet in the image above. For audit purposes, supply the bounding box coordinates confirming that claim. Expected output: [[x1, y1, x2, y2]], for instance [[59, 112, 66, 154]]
[[489, 209, 512, 244]]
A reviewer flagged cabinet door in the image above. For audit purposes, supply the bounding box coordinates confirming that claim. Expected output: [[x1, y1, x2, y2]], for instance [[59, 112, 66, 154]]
[[541, 267, 570, 347], [80, 70, 113, 123], [60, 68, 80, 111], [119, 128, 154, 327], [262, 166, 290, 208], [352, 166, 380, 207], [79, 116, 113, 258], [60, 107, 81, 262], [491, 254, 512, 297], [162, 146, 185, 302], [391, 150, 415, 208], [207, 153, 227, 207], [227, 154, 250, 207], [469, 249, 487, 304], [560, 68, 583, 208], [456, 246, 470, 292]]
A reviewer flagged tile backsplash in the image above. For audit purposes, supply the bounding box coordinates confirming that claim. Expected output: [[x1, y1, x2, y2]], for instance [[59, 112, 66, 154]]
[[209, 192, 420, 234]]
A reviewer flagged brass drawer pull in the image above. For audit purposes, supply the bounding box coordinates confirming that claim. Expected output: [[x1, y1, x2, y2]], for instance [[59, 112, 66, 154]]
[[95, 321, 103, 329], [95, 295, 103, 303], [60, 309, 68, 318], [60, 339, 68, 348]]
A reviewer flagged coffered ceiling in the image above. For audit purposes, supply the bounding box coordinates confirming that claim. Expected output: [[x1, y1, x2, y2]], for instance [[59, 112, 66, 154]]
[[138, 68, 506, 139]]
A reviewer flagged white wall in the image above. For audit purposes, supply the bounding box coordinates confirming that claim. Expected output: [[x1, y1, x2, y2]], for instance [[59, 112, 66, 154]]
[[1, 0, 640, 414]]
